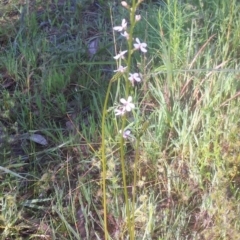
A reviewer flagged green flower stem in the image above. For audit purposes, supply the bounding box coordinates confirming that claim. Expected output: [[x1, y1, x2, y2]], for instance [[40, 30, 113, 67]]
[[101, 72, 121, 240], [119, 114, 132, 238], [119, 1, 139, 239], [132, 135, 140, 235]]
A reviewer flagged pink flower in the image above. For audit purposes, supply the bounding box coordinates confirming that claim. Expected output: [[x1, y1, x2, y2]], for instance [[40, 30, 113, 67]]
[[114, 96, 134, 116], [119, 129, 131, 139], [120, 96, 135, 112], [133, 38, 147, 53], [113, 19, 127, 32], [128, 73, 141, 86]]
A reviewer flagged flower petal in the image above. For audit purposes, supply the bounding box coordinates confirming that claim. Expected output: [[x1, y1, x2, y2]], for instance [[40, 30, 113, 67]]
[[113, 26, 123, 31], [127, 96, 132, 102], [120, 98, 127, 104]]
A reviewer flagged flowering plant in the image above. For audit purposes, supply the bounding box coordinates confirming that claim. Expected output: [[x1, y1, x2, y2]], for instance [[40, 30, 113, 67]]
[[101, 1, 147, 239]]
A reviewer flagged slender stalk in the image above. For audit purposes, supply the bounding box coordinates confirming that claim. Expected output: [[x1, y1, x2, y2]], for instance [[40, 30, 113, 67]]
[[119, 1, 139, 239], [101, 73, 121, 240]]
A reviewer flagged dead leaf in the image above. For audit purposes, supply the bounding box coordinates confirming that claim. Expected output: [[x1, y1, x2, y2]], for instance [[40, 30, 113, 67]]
[[88, 38, 99, 57], [28, 134, 48, 146]]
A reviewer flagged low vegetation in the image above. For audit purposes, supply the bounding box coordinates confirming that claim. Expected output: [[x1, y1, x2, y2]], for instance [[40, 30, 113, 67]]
[[1, 0, 240, 239]]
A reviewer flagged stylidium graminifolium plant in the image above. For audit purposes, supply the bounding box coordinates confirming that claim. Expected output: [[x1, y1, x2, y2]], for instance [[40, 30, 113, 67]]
[[101, 1, 146, 238]]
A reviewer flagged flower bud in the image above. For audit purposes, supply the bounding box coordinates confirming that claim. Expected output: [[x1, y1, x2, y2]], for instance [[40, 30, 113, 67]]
[[121, 1, 129, 8], [135, 15, 141, 22]]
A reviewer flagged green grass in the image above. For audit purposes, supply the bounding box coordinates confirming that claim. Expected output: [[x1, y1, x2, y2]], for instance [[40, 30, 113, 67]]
[[1, 0, 240, 239]]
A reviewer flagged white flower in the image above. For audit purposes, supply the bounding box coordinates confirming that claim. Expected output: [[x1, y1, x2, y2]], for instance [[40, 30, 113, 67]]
[[121, 31, 129, 40], [128, 73, 141, 86], [114, 108, 126, 116], [120, 96, 135, 112], [114, 65, 127, 73], [113, 50, 128, 60], [133, 38, 147, 53], [113, 19, 127, 32], [119, 129, 131, 139]]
